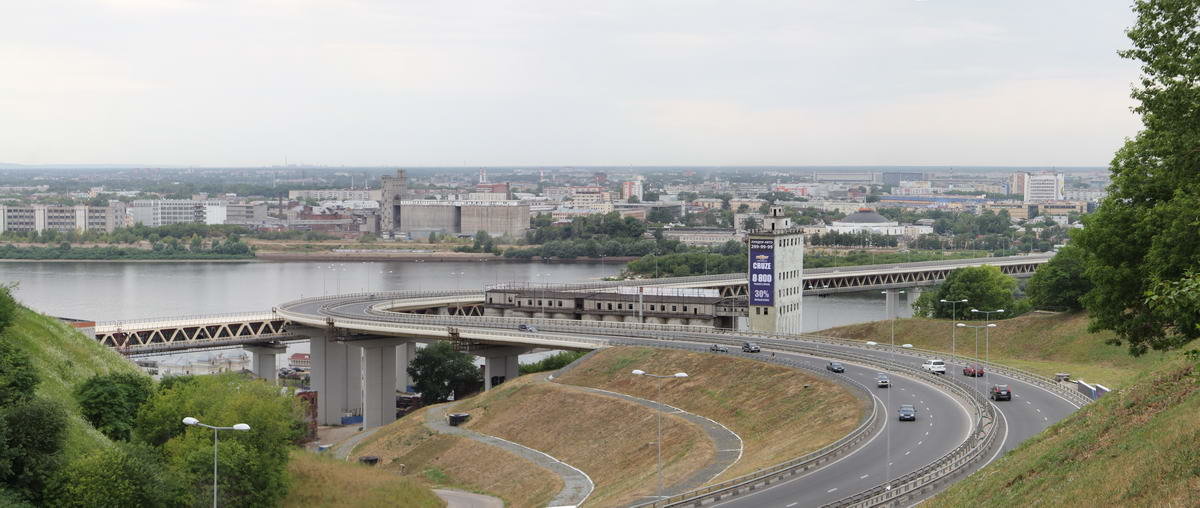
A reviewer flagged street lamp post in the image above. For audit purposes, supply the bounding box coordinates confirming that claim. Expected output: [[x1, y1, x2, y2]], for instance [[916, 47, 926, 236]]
[[881, 290, 906, 353], [182, 417, 251, 508], [956, 323, 996, 396], [939, 299, 968, 356], [971, 308, 1005, 376], [631, 369, 689, 499]]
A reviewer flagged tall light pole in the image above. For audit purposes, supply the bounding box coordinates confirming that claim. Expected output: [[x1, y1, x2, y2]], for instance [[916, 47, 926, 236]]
[[939, 298, 968, 356], [971, 308, 1005, 375], [631, 369, 689, 499], [183, 417, 251, 508], [956, 323, 996, 395], [881, 290, 906, 352]]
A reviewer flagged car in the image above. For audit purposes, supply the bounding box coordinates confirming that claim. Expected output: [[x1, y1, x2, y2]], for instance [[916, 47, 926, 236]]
[[742, 342, 761, 353], [876, 374, 890, 388], [865, 341, 878, 346], [898, 404, 917, 421], [990, 384, 1012, 401], [922, 359, 947, 375], [826, 361, 845, 373], [901, 344, 914, 349], [710, 344, 729, 353], [963, 364, 985, 377], [517, 324, 538, 332]]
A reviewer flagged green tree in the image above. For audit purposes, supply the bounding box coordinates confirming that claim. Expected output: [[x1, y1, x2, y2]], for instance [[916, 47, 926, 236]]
[[408, 341, 481, 404], [134, 374, 304, 507], [0, 337, 37, 407], [0, 284, 17, 334], [1073, 0, 1200, 355], [75, 373, 155, 441], [912, 266, 1021, 319], [47, 443, 186, 508], [1026, 244, 1092, 311], [0, 398, 68, 504]]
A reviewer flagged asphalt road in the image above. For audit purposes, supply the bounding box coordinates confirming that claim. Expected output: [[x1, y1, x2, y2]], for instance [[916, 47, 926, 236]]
[[281, 294, 1081, 507]]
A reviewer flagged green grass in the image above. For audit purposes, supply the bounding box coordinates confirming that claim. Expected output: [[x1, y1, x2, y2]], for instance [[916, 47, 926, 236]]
[[821, 312, 1191, 388], [2, 307, 143, 455], [932, 355, 1200, 507], [283, 450, 445, 508]]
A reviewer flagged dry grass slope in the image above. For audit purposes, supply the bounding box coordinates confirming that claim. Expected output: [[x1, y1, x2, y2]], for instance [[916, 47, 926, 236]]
[[455, 374, 714, 507], [554, 346, 866, 480], [3, 307, 143, 455], [932, 355, 1200, 507], [821, 312, 1192, 388], [284, 450, 445, 508], [351, 406, 563, 508]]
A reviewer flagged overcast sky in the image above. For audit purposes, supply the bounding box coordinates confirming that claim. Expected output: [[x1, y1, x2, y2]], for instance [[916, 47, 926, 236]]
[[0, 1, 1142, 167]]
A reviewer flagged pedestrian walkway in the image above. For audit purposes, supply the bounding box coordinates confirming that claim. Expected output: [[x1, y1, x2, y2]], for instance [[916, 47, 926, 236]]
[[424, 402, 594, 507], [433, 489, 504, 508]]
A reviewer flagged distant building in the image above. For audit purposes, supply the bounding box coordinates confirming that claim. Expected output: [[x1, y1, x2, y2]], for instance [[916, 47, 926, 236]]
[[729, 198, 767, 212], [398, 200, 529, 238], [983, 202, 1037, 221], [128, 199, 230, 227], [380, 169, 409, 232], [289, 353, 311, 369], [1022, 172, 1065, 202], [0, 203, 125, 234], [691, 198, 723, 210], [748, 205, 804, 334], [1037, 201, 1086, 216], [882, 172, 924, 185], [288, 189, 383, 201], [621, 179, 644, 201], [225, 202, 268, 225], [1009, 172, 1027, 196], [661, 228, 738, 247]]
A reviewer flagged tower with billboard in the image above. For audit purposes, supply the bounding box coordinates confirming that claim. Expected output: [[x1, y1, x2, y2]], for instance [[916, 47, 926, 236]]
[[747, 205, 805, 334]]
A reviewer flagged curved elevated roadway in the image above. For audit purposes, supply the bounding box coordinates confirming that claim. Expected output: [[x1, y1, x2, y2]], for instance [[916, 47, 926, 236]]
[[276, 288, 1084, 507]]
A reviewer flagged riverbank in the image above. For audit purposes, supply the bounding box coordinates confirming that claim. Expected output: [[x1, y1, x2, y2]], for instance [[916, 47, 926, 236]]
[[256, 251, 638, 263]]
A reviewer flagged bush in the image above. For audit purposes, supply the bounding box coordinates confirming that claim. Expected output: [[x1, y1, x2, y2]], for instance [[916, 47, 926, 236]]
[[47, 443, 186, 508], [0, 337, 37, 407], [0, 398, 68, 504], [520, 351, 587, 375], [75, 373, 155, 441]]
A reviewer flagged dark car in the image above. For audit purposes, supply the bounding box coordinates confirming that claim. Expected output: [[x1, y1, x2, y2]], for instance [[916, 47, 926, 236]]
[[898, 404, 917, 421], [742, 342, 761, 353], [826, 362, 845, 373], [710, 344, 729, 353], [963, 364, 985, 377], [990, 384, 1012, 401], [518, 324, 538, 332]]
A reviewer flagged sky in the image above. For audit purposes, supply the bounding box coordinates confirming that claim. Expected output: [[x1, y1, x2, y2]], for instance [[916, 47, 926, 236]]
[[0, 1, 1143, 167]]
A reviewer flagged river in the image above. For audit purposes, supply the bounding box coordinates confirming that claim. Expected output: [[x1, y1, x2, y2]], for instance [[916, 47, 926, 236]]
[[0, 260, 913, 358]]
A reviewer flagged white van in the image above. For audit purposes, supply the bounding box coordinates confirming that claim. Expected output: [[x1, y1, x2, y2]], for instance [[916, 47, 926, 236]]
[[922, 359, 947, 375]]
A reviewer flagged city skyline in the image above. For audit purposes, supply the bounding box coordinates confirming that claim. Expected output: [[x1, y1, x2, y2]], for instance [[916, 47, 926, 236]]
[[2, 1, 1141, 167]]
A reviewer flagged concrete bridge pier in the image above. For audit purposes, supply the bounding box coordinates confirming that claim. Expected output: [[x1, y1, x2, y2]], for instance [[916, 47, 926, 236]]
[[309, 333, 364, 426], [907, 287, 923, 309], [246, 343, 287, 384], [478, 346, 530, 390], [351, 338, 411, 429], [884, 288, 901, 320]]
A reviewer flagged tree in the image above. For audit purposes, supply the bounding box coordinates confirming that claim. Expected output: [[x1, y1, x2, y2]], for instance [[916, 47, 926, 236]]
[[912, 266, 1021, 319], [47, 443, 186, 508], [678, 191, 699, 203], [408, 341, 482, 404], [134, 374, 304, 507], [627, 195, 640, 204], [75, 373, 155, 441], [1026, 245, 1092, 311], [0, 285, 17, 334], [1073, 0, 1200, 355], [0, 337, 37, 407], [0, 398, 68, 504]]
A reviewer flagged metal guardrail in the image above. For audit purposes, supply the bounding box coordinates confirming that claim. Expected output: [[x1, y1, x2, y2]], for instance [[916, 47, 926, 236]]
[[95, 311, 278, 331]]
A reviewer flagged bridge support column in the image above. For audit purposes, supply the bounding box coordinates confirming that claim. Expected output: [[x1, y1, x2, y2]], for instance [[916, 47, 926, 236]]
[[310, 334, 363, 426], [246, 344, 286, 384], [884, 289, 900, 320], [351, 338, 410, 429], [478, 346, 529, 390], [396, 341, 416, 393], [907, 288, 922, 310]]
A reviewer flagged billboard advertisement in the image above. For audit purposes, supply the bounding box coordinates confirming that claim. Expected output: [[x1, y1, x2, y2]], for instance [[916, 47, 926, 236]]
[[749, 238, 775, 306]]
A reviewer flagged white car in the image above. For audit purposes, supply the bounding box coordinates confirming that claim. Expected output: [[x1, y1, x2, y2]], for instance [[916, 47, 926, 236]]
[[901, 344, 913, 349], [865, 341, 877, 346], [922, 359, 947, 375]]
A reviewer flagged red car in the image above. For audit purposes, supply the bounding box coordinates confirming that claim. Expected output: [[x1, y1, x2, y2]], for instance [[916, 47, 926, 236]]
[[963, 364, 985, 377]]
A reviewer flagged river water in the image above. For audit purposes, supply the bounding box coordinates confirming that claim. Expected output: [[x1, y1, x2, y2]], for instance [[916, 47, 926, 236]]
[[0, 260, 913, 357]]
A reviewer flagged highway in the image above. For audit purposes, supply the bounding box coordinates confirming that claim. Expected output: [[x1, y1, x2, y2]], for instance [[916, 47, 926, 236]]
[[273, 292, 1084, 507]]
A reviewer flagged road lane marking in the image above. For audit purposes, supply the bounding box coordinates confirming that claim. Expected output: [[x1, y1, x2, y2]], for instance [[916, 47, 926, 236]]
[[860, 474, 869, 479], [786, 503, 798, 507], [1026, 401, 1032, 405], [827, 488, 838, 493], [925, 431, 929, 436], [1036, 408, 1042, 413], [918, 441, 923, 445], [905, 451, 911, 455]]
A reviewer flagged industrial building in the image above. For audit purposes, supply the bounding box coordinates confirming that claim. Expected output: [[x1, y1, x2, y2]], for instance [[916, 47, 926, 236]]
[[1021, 172, 1065, 202], [380, 169, 408, 232], [483, 286, 743, 328], [289, 189, 382, 201], [397, 200, 529, 238], [0, 203, 126, 234]]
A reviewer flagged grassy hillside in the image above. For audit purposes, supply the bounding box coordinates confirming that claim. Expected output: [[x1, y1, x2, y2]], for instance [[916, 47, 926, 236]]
[[555, 346, 866, 480], [352, 405, 564, 508], [933, 355, 1200, 506], [455, 374, 715, 507], [3, 307, 142, 455], [283, 450, 445, 508], [820, 312, 1191, 388]]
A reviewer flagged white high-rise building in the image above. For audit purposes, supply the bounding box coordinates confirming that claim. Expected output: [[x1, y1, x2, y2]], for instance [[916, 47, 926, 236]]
[[747, 205, 804, 334], [1023, 172, 1064, 203]]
